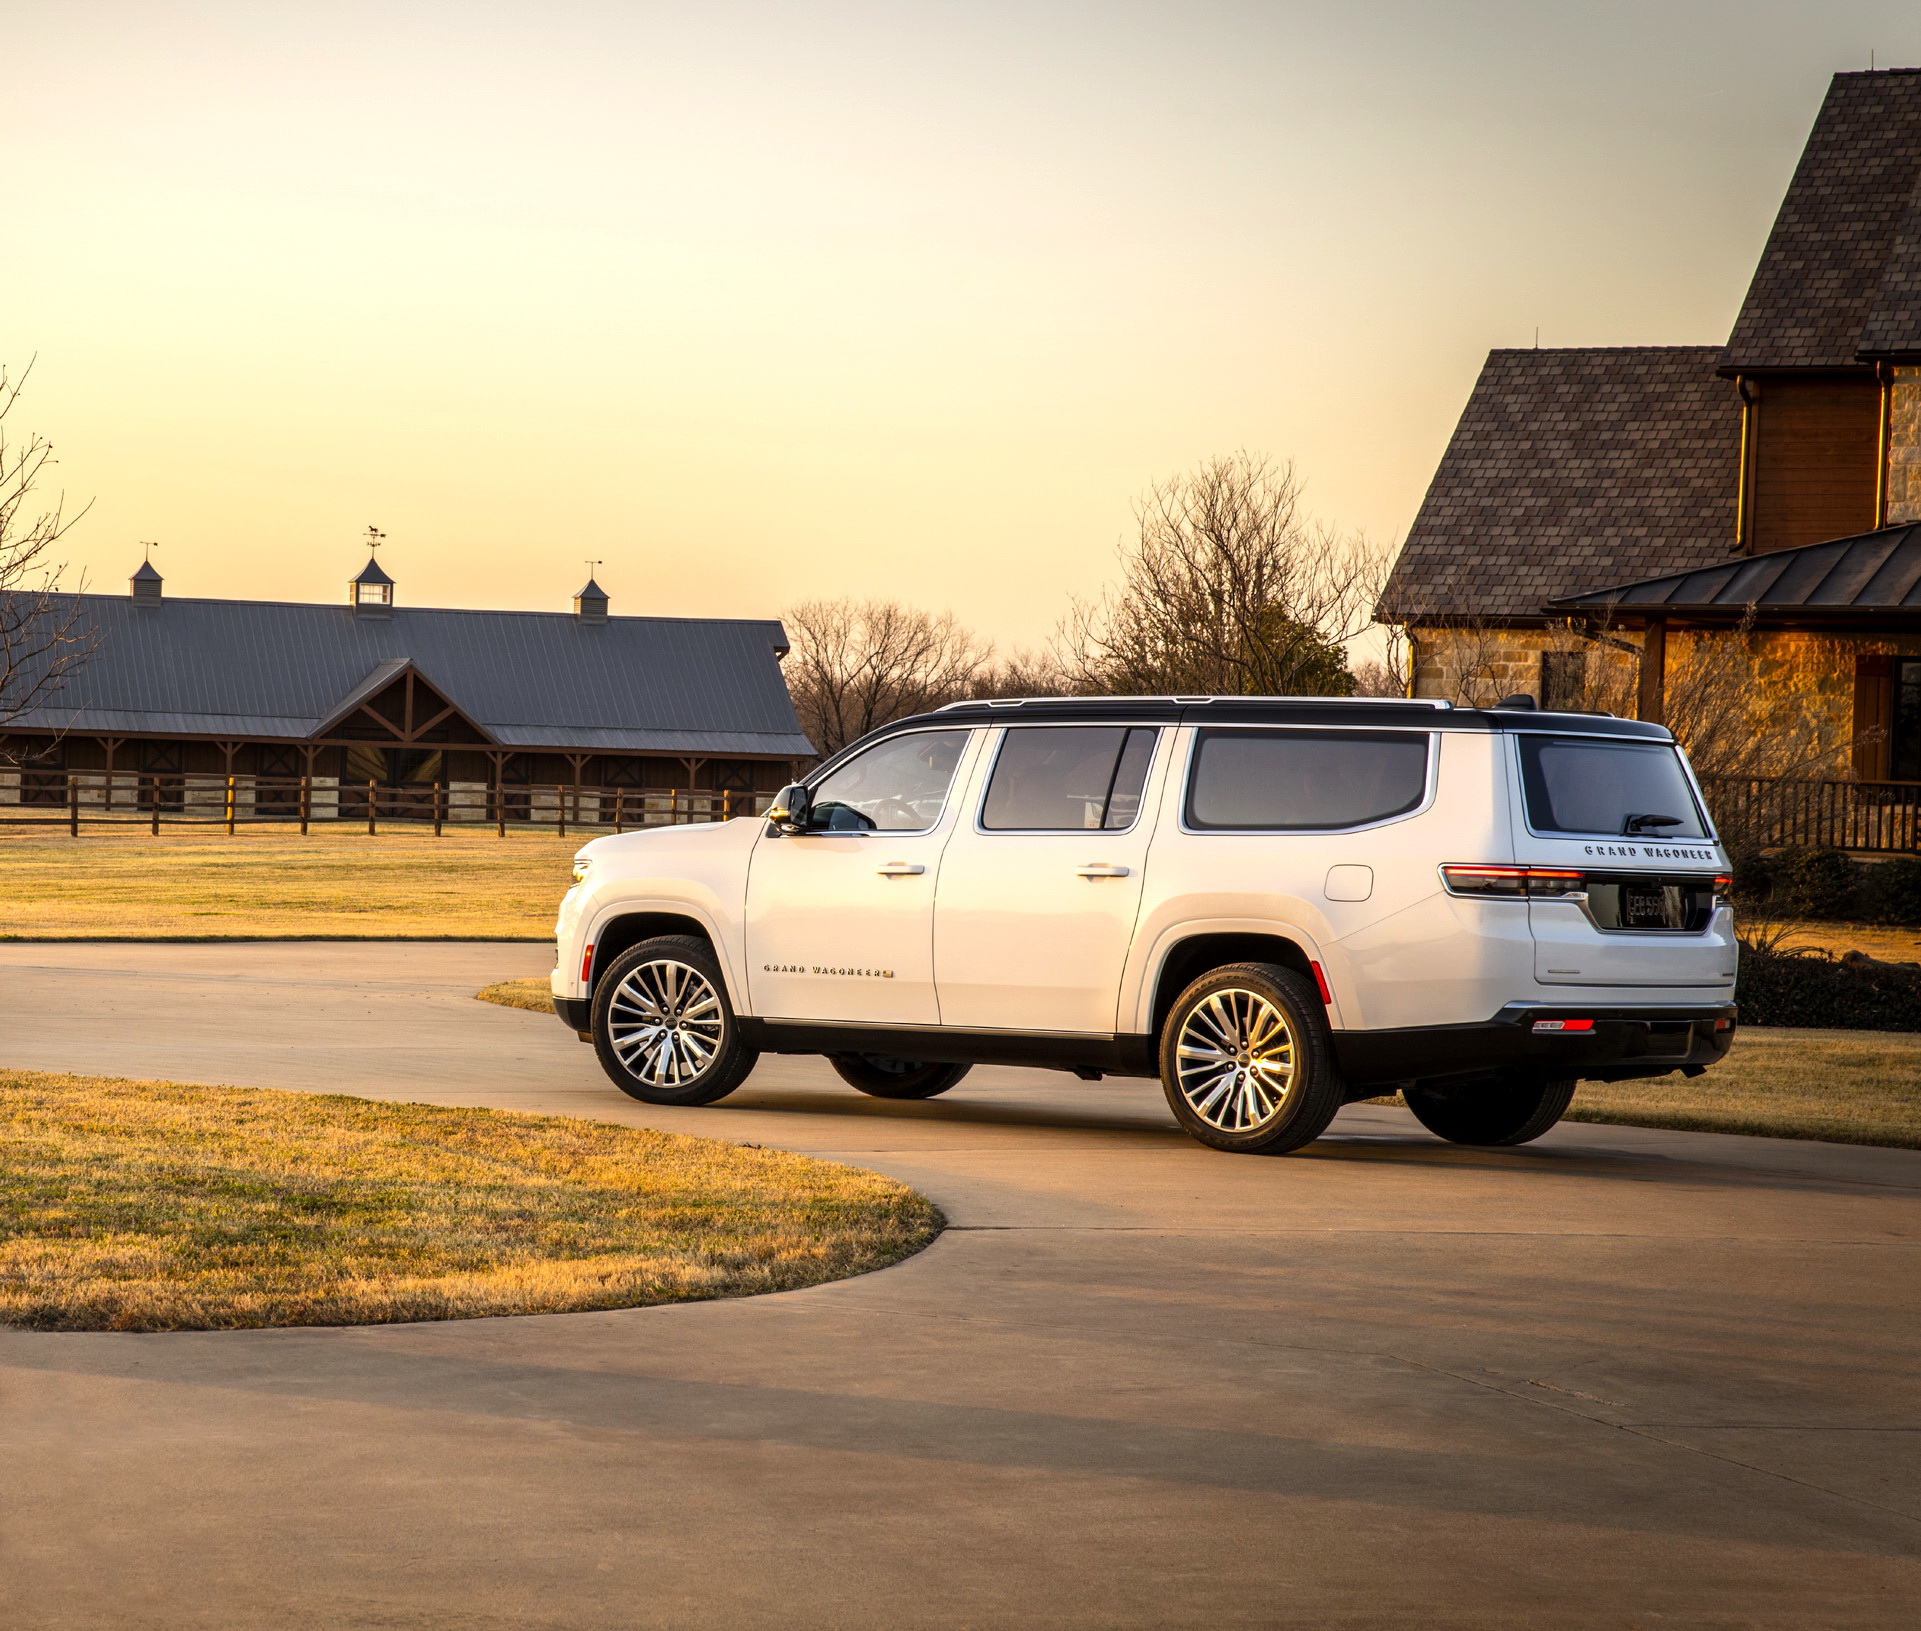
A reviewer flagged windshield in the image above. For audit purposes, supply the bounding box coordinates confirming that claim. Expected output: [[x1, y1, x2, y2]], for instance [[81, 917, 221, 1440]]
[[1517, 735, 1710, 840]]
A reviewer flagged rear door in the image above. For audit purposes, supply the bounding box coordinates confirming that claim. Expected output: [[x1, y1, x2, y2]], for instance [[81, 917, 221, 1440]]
[[1511, 731, 1736, 988], [933, 725, 1161, 1032]]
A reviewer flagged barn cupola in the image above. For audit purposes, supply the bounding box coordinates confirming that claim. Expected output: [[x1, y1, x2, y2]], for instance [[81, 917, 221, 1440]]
[[573, 574, 609, 623], [130, 556, 163, 605], [351, 527, 393, 617]]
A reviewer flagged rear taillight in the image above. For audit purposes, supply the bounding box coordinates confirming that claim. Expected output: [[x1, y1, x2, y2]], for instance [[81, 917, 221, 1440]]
[[1712, 874, 1733, 897], [1531, 1018, 1594, 1032], [1441, 865, 1585, 898]]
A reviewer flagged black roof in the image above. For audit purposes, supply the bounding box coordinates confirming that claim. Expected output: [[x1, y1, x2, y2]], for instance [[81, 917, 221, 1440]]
[[1378, 348, 1741, 623], [807, 695, 1670, 777], [1551, 522, 1921, 624], [1722, 69, 1921, 371], [10, 593, 814, 757]]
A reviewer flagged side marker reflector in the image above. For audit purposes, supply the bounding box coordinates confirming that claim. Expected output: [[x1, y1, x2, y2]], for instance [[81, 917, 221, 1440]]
[[581, 944, 595, 983], [1532, 1018, 1594, 1032], [1309, 961, 1333, 1005]]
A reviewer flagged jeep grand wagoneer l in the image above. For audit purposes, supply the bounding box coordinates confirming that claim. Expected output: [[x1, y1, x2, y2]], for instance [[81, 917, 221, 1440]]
[[551, 697, 1735, 1154]]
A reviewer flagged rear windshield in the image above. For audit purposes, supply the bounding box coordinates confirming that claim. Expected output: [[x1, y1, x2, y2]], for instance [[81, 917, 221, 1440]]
[[1517, 735, 1710, 840], [1185, 729, 1429, 831]]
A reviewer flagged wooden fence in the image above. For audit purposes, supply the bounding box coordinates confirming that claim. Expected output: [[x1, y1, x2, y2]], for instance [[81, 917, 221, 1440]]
[[0, 775, 772, 837], [1699, 776, 1921, 854]]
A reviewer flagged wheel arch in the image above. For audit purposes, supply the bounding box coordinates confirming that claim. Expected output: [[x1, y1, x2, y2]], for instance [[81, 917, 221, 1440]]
[[586, 910, 720, 997], [1146, 930, 1330, 1042]]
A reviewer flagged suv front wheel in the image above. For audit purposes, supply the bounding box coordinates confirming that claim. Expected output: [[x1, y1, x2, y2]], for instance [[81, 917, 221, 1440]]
[[1159, 963, 1346, 1154], [591, 936, 760, 1105]]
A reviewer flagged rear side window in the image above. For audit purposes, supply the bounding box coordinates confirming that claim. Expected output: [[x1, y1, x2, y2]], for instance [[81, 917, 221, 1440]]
[[1185, 729, 1429, 831], [980, 727, 1158, 831], [1518, 735, 1710, 839]]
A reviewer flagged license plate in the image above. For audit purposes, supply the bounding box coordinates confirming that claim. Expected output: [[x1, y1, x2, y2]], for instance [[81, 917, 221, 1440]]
[[1623, 886, 1678, 929]]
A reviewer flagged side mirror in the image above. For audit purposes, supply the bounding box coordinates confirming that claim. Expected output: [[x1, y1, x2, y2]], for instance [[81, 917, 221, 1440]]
[[766, 783, 813, 835]]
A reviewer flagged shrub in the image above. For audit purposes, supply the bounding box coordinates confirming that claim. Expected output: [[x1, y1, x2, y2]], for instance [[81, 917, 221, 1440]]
[[1766, 847, 1861, 920], [1736, 942, 1921, 1031], [1859, 856, 1921, 928]]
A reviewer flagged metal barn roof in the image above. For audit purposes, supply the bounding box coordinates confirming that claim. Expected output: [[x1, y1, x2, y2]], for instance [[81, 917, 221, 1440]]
[[9, 594, 815, 757], [1550, 523, 1921, 624]]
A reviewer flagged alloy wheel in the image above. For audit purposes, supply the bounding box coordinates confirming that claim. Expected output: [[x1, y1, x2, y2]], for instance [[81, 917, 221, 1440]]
[[1174, 987, 1296, 1132], [607, 958, 725, 1086]]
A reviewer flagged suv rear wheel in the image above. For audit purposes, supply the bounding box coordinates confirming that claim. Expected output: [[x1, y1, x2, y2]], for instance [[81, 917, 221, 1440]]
[[1404, 1077, 1576, 1146], [591, 936, 759, 1105], [1159, 963, 1345, 1154], [829, 1055, 972, 1099]]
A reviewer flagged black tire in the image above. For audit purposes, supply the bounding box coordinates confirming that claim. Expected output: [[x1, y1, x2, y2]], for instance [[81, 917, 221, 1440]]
[[1404, 1077, 1576, 1146], [829, 1054, 972, 1099], [591, 935, 759, 1105], [1158, 963, 1345, 1155]]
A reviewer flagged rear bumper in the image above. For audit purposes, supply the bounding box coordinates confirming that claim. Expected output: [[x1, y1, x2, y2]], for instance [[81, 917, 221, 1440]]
[[554, 997, 591, 1036], [1332, 1002, 1737, 1089]]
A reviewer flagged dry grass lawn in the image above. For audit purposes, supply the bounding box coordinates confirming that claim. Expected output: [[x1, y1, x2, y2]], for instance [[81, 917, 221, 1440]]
[[479, 976, 559, 1014], [1374, 1027, 1921, 1149], [0, 1069, 940, 1331], [0, 826, 580, 939], [1565, 1026, 1921, 1149]]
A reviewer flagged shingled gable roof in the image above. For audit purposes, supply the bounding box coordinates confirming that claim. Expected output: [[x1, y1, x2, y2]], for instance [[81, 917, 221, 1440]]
[[11, 595, 815, 758], [1722, 68, 1921, 371], [1550, 521, 1921, 623], [1377, 348, 1741, 623]]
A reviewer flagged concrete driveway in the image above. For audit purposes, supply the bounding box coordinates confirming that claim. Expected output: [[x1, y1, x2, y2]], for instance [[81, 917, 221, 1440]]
[[2, 941, 1918, 1629]]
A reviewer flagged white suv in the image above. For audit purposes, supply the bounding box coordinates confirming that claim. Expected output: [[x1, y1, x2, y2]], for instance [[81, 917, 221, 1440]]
[[552, 697, 1736, 1155]]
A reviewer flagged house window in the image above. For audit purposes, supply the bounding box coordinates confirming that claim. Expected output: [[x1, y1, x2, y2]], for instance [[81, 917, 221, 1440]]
[[1893, 659, 1921, 783]]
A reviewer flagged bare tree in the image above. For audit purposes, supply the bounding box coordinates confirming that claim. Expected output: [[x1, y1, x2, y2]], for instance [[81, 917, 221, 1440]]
[[1, 363, 94, 745], [1056, 453, 1377, 697], [1349, 624, 1411, 698], [781, 597, 994, 758]]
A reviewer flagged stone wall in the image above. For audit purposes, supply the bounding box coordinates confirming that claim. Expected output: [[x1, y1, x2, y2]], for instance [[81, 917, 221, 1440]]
[[1409, 624, 1921, 779], [1888, 366, 1921, 526]]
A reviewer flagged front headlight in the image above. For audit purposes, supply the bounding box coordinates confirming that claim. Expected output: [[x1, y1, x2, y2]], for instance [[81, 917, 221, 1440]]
[[571, 858, 593, 886]]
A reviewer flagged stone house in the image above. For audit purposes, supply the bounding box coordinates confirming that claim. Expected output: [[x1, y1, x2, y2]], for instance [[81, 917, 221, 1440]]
[[1380, 68, 1921, 818]]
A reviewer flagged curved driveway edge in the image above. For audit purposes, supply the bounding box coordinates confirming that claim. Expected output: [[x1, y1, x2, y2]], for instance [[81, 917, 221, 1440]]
[[3, 942, 1918, 1629]]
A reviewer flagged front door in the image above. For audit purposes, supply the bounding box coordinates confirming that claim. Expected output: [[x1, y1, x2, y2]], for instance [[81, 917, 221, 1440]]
[[744, 727, 977, 1025], [934, 725, 1161, 1033]]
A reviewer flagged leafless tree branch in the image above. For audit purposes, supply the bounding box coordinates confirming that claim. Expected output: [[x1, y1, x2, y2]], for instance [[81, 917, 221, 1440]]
[[0, 360, 96, 752]]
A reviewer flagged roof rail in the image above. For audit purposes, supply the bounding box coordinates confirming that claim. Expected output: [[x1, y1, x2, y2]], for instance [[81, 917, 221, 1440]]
[[934, 694, 1454, 711]]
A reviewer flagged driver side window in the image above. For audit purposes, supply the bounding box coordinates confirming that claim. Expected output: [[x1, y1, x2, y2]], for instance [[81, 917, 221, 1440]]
[[807, 729, 972, 833]]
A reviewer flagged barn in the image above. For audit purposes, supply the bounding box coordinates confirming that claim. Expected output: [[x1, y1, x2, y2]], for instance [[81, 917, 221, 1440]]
[[0, 554, 814, 825]]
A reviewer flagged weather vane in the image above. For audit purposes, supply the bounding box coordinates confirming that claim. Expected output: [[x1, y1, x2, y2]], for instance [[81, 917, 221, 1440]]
[[585, 558, 603, 578], [141, 540, 159, 562], [364, 526, 386, 555]]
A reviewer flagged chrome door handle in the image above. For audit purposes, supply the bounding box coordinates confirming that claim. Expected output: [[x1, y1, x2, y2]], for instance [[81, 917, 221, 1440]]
[[876, 862, 926, 876], [1075, 863, 1132, 878]]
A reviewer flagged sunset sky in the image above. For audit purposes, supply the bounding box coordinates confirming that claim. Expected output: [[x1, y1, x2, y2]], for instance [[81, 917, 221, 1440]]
[[13, 1, 1921, 652]]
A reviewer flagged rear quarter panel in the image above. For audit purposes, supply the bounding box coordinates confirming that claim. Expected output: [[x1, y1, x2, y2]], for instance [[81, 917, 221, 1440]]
[[1121, 728, 1526, 1034]]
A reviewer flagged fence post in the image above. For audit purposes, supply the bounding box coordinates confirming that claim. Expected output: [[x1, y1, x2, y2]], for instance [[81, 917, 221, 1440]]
[[150, 774, 161, 837], [495, 780, 506, 839], [300, 775, 311, 837], [613, 787, 624, 835], [368, 779, 378, 837], [557, 784, 567, 840], [68, 775, 79, 838], [225, 776, 236, 837]]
